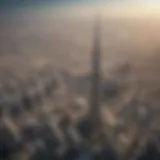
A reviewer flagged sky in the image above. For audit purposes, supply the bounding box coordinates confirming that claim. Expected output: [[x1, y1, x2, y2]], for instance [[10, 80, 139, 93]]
[[0, 0, 160, 7], [0, 0, 160, 15]]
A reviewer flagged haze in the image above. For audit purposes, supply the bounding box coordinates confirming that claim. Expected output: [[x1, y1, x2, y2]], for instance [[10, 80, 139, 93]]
[[1, 1, 160, 160]]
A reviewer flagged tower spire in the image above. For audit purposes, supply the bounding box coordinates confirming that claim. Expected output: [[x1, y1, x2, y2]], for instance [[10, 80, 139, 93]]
[[87, 15, 105, 146], [76, 15, 105, 146], [90, 15, 101, 124]]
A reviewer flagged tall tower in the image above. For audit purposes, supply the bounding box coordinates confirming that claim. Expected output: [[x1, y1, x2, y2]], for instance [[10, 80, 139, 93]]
[[76, 16, 105, 147], [90, 15, 101, 117], [88, 15, 104, 144]]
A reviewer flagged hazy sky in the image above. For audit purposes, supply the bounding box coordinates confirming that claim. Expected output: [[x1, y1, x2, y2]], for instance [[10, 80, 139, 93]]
[[0, 0, 160, 15], [0, 0, 160, 7]]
